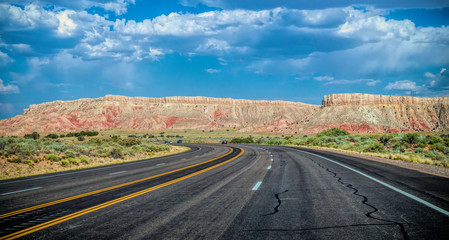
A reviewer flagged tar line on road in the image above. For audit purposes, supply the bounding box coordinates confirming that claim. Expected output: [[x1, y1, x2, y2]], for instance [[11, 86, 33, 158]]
[[296, 149, 449, 217], [0, 147, 244, 240]]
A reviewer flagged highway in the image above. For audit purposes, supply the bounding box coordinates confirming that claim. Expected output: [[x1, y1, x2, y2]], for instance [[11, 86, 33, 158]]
[[0, 144, 448, 239]]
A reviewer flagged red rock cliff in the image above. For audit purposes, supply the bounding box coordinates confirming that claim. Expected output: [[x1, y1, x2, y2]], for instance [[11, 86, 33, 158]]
[[1, 94, 448, 135]]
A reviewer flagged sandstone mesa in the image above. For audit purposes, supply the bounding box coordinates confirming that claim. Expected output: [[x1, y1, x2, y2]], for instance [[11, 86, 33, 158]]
[[0, 93, 448, 135]]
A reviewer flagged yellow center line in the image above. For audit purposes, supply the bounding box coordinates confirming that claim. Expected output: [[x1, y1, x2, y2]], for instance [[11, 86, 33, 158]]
[[0, 146, 234, 219], [0, 147, 244, 240]]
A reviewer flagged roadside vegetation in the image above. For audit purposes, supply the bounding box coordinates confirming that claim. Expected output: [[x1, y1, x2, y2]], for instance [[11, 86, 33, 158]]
[[2, 128, 448, 180], [230, 128, 449, 167], [0, 131, 188, 180]]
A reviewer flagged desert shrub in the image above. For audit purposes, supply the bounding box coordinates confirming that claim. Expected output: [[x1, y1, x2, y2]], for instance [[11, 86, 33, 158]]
[[46, 154, 59, 161], [68, 157, 79, 165], [429, 143, 444, 152], [316, 128, 349, 137], [60, 160, 70, 167], [441, 146, 449, 155], [230, 137, 255, 144], [80, 156, 89, 164], [402, 133, 419, 144], [24, 132, 40, 140], [364, 143, 385, 153], [414, 147, 424, 153], [25, 160, 34, 167], [0, 138, 6, 150], [45, 134, 59, 139], [429, 136, 443, 144], [119, 137, 141, 147], [47, 142, 66, 152], [109, 147, 124, 159], [7, 158, 21, 163], [64, 149, 78, 158]]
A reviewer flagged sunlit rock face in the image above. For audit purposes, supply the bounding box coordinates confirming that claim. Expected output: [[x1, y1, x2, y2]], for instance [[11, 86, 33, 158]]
[[0, 94, 448, 135]]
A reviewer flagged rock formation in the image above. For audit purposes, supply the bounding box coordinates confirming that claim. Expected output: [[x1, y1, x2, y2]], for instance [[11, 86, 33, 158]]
[[0, 94, 448, 135]]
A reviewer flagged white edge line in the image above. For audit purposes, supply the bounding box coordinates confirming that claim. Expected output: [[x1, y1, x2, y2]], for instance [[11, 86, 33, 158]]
[[0, 187, 42, 196], [297, 149, 449, 217], [109, 171, 126, 175], [252, 181, 262, 191]]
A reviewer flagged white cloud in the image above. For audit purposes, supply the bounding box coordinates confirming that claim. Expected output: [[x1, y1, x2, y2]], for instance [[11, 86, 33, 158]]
[[0, 50, 13, 66], [314, 76, 334, 81], [384, 80, 417, 90], [366, 80, 381, 86], [0, 79, 19, 94], [56, 10, 77, 36], [2, 0, 135, 15], [1, 2, 448, 89], [205, 68, 221, 73], [322, 78, 381, 86]]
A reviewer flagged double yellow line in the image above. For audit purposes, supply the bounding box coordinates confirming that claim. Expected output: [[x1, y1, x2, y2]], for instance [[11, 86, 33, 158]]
[[0, 147, 243, 240], [0, 146, 234, 220]]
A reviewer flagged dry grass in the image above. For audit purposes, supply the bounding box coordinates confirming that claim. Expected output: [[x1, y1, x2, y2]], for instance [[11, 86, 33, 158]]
[[0, 146, 189, 180]]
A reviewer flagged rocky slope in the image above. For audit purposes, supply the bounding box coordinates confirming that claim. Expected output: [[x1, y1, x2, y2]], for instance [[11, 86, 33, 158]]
[[0, 94, 448, 135]]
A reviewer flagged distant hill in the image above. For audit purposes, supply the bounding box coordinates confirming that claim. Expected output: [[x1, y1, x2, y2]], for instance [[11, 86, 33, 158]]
[[0, 94, 448, 135]]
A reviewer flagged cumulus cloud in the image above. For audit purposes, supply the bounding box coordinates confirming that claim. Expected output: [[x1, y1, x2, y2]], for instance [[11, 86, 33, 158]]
[[0, 79, 19, 94], [385, 80, 418, 90], [180, 0, 449, 9], [4, 0, 135, 15], [1, 2, 448, 98]]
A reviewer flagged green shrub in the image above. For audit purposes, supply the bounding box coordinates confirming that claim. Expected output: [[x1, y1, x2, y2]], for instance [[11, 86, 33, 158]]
[[7, 158, 21, 163], [430, 136, 443, 144], [45, 134, 59, 139], [60, 160, 70, 167], [316, 128, 349, 137], [230, 137, 255, 144], [77, 136, 85, 141], [64, 149, 78, 158], [414, 147, 424, 153], [402, 133, 419, 144], [68, 157, 79, 165], [109, 147, 124, 158], [364, 143, 385, 153], [119, 137, 141, 147], [24, 132, 40, 140], [80, 156, 89, 164], [25, 160, 34, 167], [46, 154, 59, 161], [429, 143, 444, 151]]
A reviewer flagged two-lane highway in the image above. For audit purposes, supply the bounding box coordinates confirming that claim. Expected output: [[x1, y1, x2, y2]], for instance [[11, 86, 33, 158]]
[[1, 144, 448, 239]]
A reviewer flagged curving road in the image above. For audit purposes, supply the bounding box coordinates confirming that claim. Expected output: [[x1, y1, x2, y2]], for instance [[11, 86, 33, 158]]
[[0, 144, 448, 239]]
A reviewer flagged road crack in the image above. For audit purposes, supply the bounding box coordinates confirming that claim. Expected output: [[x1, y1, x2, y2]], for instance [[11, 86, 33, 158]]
[[262, 190, 289, 216], [307, 156, 410, 240]]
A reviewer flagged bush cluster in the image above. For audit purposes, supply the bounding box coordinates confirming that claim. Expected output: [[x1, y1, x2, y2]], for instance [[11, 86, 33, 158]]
[[230, 137, 255, 144], [2, 134, 172, 167]]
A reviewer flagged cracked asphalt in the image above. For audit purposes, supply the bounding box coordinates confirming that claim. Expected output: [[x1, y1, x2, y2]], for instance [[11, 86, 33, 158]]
[[1, 144, 449, 239]]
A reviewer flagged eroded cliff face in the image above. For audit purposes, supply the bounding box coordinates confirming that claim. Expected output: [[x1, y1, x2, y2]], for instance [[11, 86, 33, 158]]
[[315, 94, 449, 134], [0, 94, 448, 135], [0, 95, 319, 135]]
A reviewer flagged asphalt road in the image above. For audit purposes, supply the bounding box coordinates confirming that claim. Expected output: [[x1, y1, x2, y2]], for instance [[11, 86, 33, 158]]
[[0, 144, 448, 239]]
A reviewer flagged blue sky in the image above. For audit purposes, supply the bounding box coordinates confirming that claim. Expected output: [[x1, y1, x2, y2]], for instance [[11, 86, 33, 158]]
[[0, 0, 448, 119]]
